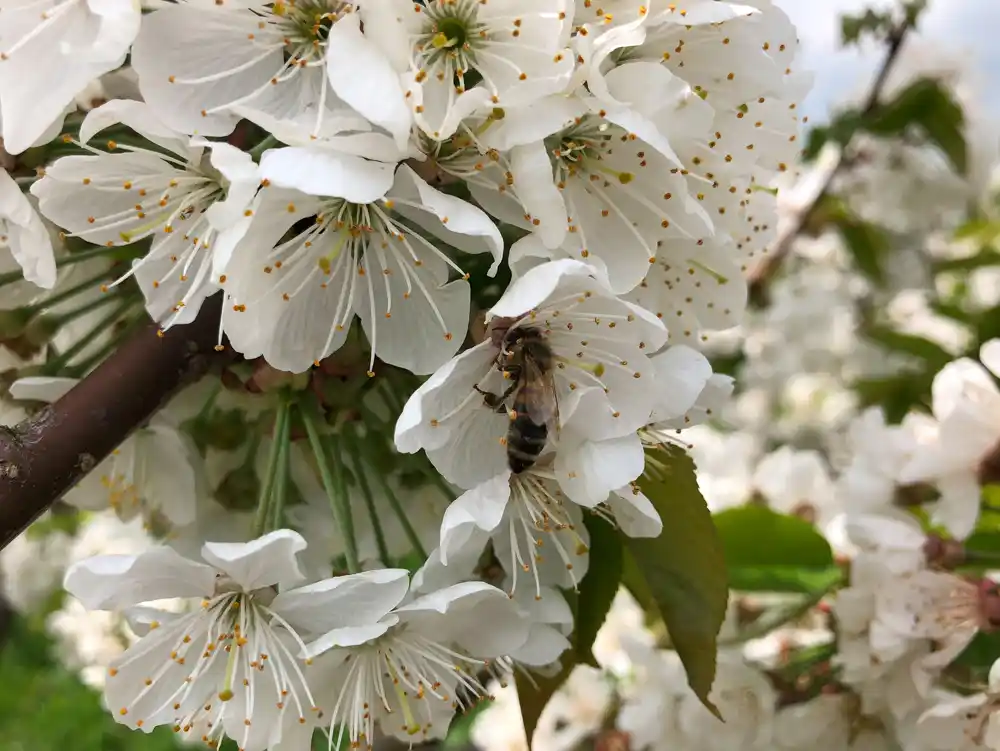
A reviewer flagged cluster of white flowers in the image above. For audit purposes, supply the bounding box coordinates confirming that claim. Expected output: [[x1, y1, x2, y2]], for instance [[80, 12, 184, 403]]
[[471, 338, 1000, 751], [0, 1, 814, 749]]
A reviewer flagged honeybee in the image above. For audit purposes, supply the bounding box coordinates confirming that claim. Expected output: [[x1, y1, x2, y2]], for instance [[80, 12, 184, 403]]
[[476, 325, 560, 474]]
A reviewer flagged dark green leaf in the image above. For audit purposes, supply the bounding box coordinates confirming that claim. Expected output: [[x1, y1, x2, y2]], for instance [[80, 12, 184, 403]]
[[868, 78, 967, 174], [802, 110, 863, 161], [516, 658, 575, 746], [575, 515, 624, 667], [863, 325, 954, 368], [840, 9, 892, 45], [853, 372, 934, 423], [627, 445, 729, 718], [714, 505, 834, 569], [835, 216, 890, 285], [726, 565, 844, 594]]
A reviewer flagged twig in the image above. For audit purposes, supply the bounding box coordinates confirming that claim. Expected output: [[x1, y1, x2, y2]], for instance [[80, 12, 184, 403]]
[[0, 294, 229, 550], [747, 20, 912, 301]]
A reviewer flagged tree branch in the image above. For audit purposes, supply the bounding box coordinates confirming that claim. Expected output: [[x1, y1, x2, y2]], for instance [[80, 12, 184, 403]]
[[0, 294, 228, 551], [747, 20, 912, 301]]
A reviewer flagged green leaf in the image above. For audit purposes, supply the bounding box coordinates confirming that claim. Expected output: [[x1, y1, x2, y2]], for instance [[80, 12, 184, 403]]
[[835, 216, 890, 285], [726, 565, 843, 594], [869, 78, 967, 174], [516, 659, 575, 746], [626, 445, 729, 718], [840, 9, 892, 46], [853, 372, 935, 423], [575, 515, 624, 667], [863, 325, 954, 368], [714, 505, 834, 569]]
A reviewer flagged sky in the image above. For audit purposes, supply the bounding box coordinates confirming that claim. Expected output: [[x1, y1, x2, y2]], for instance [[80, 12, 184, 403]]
[[773, 0, 1000, 123]]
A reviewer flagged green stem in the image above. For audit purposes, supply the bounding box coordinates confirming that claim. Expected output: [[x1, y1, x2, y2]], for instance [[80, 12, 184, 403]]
[[43, 301, 134, 374], [249, 135, 278, 160], [269, 403, 292, 531], [345, 426, 390, 566], [253, 401, 292, 537], [49, 289, 124, 327], [24, 268, 113, 315], [300, 398, 359, 573], [370, 462, 427, 560], [718, 579, 843, 647], [0, 244, 140, 289]]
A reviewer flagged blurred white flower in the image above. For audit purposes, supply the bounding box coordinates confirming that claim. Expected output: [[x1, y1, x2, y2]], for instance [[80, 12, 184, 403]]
[[0, 0, 140, 154], [899, 340, 1000, 539], [11, 376, 202, 528]]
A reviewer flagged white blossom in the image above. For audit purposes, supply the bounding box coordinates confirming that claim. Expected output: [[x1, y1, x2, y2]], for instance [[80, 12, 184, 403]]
[[64, 530, 327, 751], [32, 100, 260, 328], [395, 259, 667, 488], [0, 0, 140, 154], [220, 156, 501, 375]]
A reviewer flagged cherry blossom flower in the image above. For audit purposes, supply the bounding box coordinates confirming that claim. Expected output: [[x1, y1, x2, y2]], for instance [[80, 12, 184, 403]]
[[395, 259, 667, 487], [64, 530, 326, 751], [219, 154, 501, 374], [31, 100, 259, 328], [0, 0, 140, 153]]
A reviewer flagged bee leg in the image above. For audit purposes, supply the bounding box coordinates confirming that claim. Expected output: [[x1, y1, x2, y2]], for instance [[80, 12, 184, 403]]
[[473, 384, 506, 412]]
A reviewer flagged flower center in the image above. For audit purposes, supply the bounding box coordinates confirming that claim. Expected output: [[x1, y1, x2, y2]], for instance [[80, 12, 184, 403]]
[[505, 474, 589, 598], [275, 0, 353, 52], [108, 589, 318, 749], [330, 628, 494, 748], [544, 116, 632, 185], [416, 1, 488, 88]]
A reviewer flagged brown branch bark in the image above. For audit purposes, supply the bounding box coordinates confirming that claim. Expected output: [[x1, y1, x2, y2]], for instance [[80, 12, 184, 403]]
[[747, 21, 912, 302], [0, 293, 228, 551]]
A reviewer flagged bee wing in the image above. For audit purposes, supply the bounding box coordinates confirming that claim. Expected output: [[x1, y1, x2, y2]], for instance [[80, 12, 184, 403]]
[[522, 357, 560, 436]]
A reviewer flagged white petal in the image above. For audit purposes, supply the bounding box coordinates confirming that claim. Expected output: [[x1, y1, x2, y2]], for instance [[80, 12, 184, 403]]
[[510, 141, 566, 249], [440, 473, 512, 564], [64, 547, 216, 610], [0, 170, 56, 288], [355, 240, 470, 375], [201, 529, 307, 591], [513, 624, 572, 667], [203, 142, 260, 230], [649, 345, 714, 422], [325, 13, 411, 149], [609, 487, 662, 538], [8, 376, 77, 402], [388, 164, 503, 274], [79, 99, 190, 157], [394, 340, 496, 453], [271, 569, 410, 634], [130, 425, 200, 526], [982, 339, 1000, 379], [302, 619, 398, 657], [482, 95, 588, 151], [396, 581, 530, 656], [488, 259, 610, 321], [932, 472, 981, 540], [555, 434, 645, 507], [258, 147, 394, 203], [130, 4, 270, 136]]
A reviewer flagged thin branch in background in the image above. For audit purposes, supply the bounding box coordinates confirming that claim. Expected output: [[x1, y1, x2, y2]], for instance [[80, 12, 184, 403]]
[[747, 20, 913, 300], [0, 294, 230, 551]]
